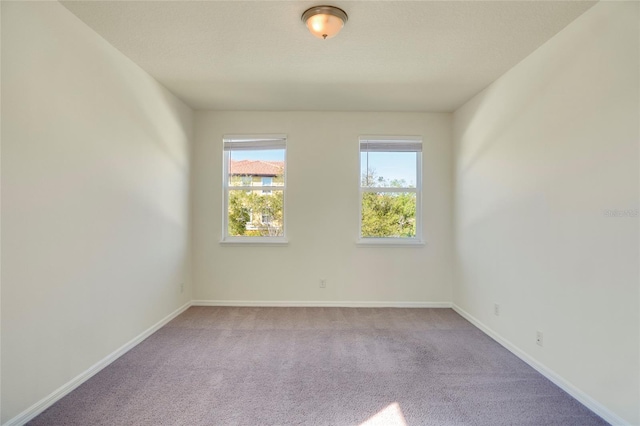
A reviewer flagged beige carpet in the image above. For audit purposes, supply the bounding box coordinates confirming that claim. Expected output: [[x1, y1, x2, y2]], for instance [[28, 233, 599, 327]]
[[29, 307, 607, 425]]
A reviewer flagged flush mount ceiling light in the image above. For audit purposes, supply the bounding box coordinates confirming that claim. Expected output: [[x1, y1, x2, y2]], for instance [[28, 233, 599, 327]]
[[301, 5, 348, 40]]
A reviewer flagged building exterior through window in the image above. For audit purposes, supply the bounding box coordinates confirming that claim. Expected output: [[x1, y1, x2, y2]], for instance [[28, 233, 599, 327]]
[[229, 160, 283, 229], [223, 135, 287, 241]]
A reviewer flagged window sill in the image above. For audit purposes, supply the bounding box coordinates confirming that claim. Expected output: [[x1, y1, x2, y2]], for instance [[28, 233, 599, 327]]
[[356, 238, 425, 247], [220, 237, 289, 246]]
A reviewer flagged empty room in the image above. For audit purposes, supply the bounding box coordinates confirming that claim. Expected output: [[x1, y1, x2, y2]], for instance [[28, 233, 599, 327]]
[[1, 1, 638, 425]]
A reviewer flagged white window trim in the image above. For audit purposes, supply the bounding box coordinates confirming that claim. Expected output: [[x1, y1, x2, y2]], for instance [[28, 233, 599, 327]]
[[221, 134, 288, 244], [220, 238, 288, 246], [357, 135, 424, 246], [228, 186, 283, 191]]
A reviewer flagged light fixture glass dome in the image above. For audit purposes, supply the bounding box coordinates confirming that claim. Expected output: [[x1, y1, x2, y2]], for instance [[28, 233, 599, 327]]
[[302, 6, 348, 40]]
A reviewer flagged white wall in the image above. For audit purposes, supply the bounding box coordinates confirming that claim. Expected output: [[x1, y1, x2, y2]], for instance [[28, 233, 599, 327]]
[[453, 2, 639, 424], [1, 2, 193, 423], [193, 111, 453, 304]]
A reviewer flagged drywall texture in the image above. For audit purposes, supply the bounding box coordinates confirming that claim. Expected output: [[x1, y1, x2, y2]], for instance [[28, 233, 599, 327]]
[[1, 2, 193, 422], [453, 2, 639, 424], [193, 111, 453, 304]]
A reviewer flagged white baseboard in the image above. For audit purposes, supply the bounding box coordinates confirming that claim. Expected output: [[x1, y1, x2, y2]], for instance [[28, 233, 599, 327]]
[[451, 304, 627, 426], [192, 300, 452, 308], [3, 301, 192, 426], [14, 301, 620, 425]]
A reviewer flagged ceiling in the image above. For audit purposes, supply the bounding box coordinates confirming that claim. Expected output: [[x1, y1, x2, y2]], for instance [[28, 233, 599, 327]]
[[61, 1, 596, 112]]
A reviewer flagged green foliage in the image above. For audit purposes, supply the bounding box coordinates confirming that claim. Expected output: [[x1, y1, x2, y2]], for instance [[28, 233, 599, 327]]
[[228, 191, 250, 236], [361, 170, 416, 238], [228, 190, 284, 237], [361, 193, 416, 237]]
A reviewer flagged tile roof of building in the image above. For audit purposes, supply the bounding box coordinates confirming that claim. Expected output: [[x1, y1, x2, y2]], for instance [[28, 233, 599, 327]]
[[229, 160, 284, 176]]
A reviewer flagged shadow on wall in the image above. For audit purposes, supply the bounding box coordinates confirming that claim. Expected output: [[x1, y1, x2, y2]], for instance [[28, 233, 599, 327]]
[[455, 13, 605, 176]]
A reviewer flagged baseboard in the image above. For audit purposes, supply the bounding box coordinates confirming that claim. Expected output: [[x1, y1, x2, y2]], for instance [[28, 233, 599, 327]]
[[15, 301, 621, 425], [3, 301, 192, 426], [451, 304, 627, 426], [192, 299, 452, 308]]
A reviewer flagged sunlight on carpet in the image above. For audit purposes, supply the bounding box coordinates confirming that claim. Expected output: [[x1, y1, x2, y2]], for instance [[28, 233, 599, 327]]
[[359, 402, 407, 426]]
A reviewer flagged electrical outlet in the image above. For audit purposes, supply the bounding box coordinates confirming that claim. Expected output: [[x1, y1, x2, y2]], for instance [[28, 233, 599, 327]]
[[494, 303, 500, 316], [536, 331, 543, 347], [319, 279, 327, 288]]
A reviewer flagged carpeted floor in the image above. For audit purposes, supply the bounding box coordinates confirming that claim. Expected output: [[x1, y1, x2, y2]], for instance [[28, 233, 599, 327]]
[[30, 307, 607, 425]]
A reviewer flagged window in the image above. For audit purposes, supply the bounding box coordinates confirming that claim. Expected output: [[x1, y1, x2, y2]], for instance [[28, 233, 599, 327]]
[[262, 177, 273, 194], [223, 135, 286, 242], [359, 136, 422, 244]]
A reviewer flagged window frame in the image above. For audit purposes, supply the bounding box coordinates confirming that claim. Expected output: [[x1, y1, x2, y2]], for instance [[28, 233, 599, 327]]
[[357, 135, 424, 246], [222, 134, 288, 244]]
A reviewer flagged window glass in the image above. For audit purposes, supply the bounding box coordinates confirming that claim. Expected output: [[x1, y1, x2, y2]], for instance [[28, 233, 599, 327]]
[[223, 136, 286, 241], [359, 137, 422, 242]]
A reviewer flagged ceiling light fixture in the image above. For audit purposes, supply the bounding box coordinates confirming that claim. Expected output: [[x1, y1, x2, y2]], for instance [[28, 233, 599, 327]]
[[301, 5, 348, 40]]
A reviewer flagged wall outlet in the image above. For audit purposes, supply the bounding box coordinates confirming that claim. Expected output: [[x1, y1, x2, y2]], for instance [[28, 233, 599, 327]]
[[180, 283, 184, 293], [493, 303, 500, 316], [319, 279, 327, 288], [536, 331, 543, 346]]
